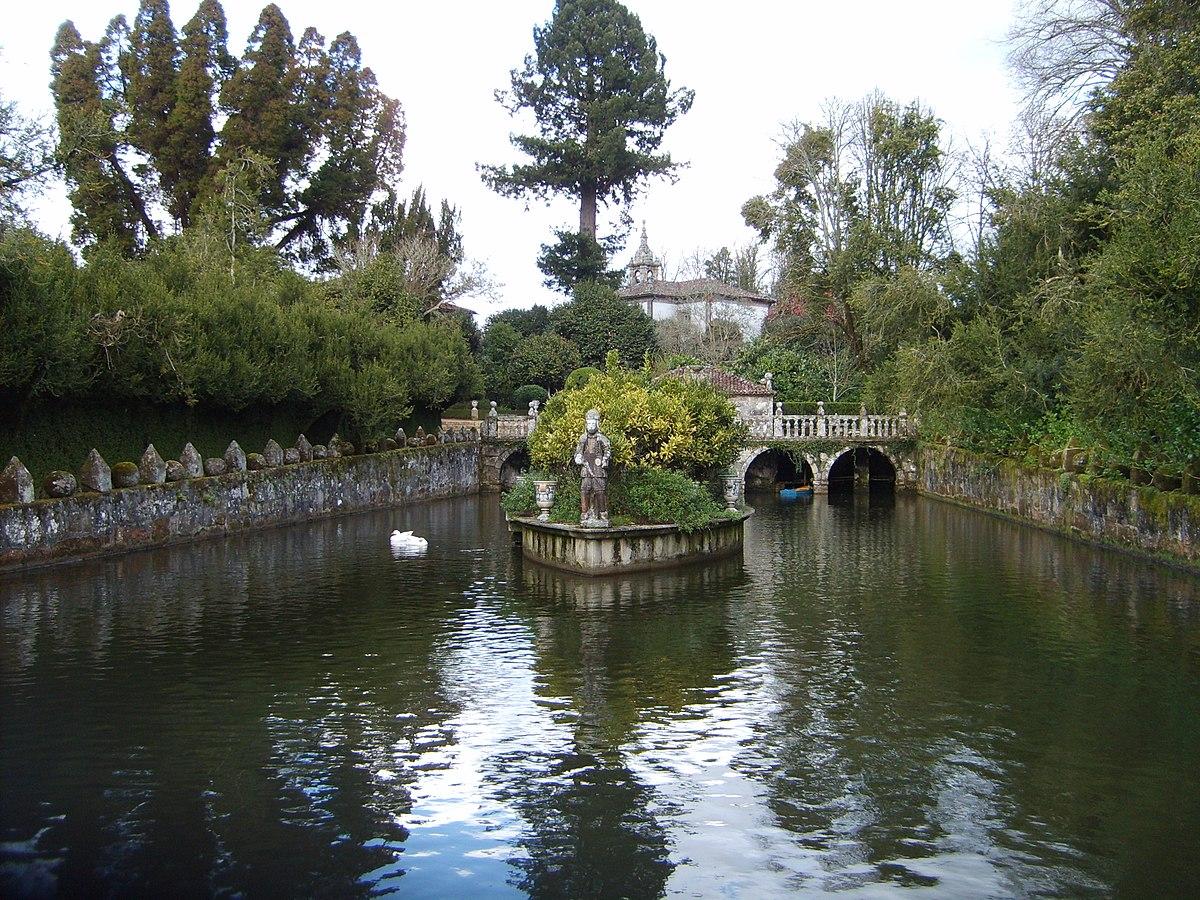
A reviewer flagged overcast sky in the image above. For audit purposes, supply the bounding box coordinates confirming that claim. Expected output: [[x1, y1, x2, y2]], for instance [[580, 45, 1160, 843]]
[[2, 1, 1022, 316]]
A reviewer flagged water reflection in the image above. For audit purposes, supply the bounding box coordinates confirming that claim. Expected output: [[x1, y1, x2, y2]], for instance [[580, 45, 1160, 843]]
[[2, 495, 1199, 896]]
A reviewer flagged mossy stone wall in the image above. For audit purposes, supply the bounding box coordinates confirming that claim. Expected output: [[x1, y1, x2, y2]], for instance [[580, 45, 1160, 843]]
[[0, 444, 479, 572], [919, 446, 1199, 569]]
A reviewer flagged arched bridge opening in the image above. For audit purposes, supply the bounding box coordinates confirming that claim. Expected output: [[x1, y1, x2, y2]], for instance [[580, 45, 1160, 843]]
[[743, 448, 814, 494], [498, 447, 530, 491], [827, 447, 896, 494]]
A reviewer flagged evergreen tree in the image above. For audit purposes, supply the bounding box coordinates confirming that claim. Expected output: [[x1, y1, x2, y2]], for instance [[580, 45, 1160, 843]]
[[166, 0, 232, 225], [122, 0, 178, 204], [218, 4, 306, 217], [482, 0, 692, 280], [50, 21, 147, 249], [50, 2, 405, 267]]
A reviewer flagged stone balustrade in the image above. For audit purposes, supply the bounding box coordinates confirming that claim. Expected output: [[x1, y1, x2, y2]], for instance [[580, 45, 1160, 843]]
[[477, 400, 540, 442], [744, 403, 914, 442]]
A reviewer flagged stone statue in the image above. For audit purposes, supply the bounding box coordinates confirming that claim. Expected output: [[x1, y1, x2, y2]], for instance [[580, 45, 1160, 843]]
[[574, 408, 611, 527]]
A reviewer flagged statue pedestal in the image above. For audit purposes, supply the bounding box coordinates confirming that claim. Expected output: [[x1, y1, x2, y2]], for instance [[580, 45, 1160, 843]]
[[507, 509, 751, 576]]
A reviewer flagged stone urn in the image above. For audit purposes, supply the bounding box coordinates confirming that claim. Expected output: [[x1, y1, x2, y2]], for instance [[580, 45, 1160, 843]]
[[720, 474, 741, 512], [533, 479, 558, 522]]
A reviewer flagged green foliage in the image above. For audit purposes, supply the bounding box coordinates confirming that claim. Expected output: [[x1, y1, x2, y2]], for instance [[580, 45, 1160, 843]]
[[549, 280, 658, 366], [537, 229, 621, 293], [49, 2, 404, 265], [481, 321, 524, 399], [1067, 133, 1200, 465], [0, 80, 59, 224], [743, 94, 956, 381], [511, 384, 550, 409], [487, 305, 550, 337], [611, 468, 726, 532], [0, 225, 478, 439], [501, 467, 726, 532], [565, 367, 601, 390], [733, 338, 861, 403], [507, 333, 582, 393], [500, 472, 537, 518], [662, 353, 701, 370], [528, 365, 745, 479], [481, 0, 694, 237]]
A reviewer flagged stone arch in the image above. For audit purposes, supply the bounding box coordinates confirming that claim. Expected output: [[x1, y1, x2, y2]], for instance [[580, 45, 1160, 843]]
[[497, 446, 530, 490], [733, 446, 818, 487], [825, 445, 898, 492]]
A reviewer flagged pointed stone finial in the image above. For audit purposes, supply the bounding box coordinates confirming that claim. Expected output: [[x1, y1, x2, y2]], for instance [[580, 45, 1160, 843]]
[[415, 425, 426, 440], [296, 434, 313, 463], [263, 439, 283, 467], [0, 457, 34, 504], [396, 428, 407, 445], [139, 444, 167, 484], [224, 440, 247, 472], [180, 443, 203, 478], [79, 449, 112, 494]]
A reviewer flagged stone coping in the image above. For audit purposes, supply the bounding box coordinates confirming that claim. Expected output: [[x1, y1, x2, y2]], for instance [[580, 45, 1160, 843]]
[[510, 508, 752, 576], [509, 509, 752, 536]]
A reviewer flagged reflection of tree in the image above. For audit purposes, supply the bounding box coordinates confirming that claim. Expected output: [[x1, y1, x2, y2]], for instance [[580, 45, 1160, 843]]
[[737, 496, 1200, 892], [516, 558, 749, 746], [486, 558, 753, 895], [502, 753, 673, 898]]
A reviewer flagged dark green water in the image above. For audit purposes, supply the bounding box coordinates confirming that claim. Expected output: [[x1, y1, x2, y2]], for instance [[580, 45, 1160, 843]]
[[2, 494, 1199, 897]]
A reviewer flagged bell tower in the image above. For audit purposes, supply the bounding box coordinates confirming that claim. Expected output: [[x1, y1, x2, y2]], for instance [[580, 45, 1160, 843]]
[[626, 224, 662, 287]]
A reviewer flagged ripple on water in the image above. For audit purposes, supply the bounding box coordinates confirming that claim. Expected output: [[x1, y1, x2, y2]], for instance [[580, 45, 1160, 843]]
[[2, 495, 1200, 896]]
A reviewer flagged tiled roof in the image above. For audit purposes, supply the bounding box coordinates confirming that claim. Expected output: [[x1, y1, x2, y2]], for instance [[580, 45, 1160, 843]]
[[618, 278, 773, 304], [661, 365, 774, 396]]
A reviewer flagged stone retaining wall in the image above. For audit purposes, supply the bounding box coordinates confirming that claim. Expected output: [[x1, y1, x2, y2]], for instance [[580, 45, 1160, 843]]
[[511, 511, 749, 575], [919, 446, 1199, 569], [0, 444, 480, 572]]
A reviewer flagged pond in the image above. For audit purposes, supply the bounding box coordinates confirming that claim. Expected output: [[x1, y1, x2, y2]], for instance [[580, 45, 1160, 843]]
[[2, 493, 1199, 897]]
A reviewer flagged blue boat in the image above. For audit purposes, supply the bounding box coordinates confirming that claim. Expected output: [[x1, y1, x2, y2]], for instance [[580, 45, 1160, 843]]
[[779, 483, 814, 501]]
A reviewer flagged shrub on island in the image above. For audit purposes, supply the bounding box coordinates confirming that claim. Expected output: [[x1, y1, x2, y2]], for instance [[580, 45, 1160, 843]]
[[505, 356, 746, 531], [528, 355, 746, 481]]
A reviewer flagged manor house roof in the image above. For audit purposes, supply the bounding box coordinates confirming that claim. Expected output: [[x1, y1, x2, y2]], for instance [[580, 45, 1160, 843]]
[[661, 365, 774, 397], [618, 278, 773, 304]]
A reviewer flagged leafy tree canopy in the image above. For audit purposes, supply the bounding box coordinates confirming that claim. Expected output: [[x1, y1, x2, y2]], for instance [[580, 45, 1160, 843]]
[[548, 280, 657, 366]]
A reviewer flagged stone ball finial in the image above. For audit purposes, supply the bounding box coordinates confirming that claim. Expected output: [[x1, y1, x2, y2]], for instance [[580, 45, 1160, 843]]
[[43, 470, 77, 498], [489, 401, 498, 417]]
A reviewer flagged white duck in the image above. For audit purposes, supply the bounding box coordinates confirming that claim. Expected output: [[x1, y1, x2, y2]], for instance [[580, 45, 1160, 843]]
[[389, 529, 428, 552]]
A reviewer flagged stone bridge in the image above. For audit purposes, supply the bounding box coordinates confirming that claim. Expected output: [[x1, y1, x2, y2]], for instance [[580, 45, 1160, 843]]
[[449, 400, 917, 495], [732, 404, 918, 494]]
